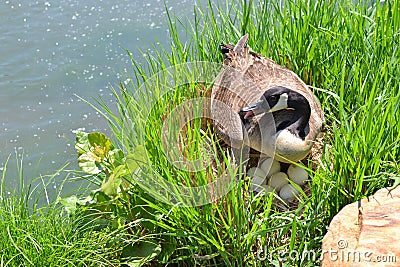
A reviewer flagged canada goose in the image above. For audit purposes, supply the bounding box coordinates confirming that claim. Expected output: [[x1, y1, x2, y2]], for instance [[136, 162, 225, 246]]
[[211, 34, 324, 162]]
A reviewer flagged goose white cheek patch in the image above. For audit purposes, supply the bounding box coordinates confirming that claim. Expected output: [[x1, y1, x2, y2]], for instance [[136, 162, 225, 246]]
[[270, 93, 288, 112]]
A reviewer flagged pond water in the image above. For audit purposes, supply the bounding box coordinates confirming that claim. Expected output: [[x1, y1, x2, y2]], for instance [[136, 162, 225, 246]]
[[0, 0, 203, 191]]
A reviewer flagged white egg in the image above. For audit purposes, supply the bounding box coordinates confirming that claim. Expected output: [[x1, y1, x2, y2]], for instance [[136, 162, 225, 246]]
[[247, 167, 267, 179], [268, 172, 288, 191], [287, 164, 308, 185], [279, 184, 300, 200], [248, 167, 267, 191], [259, 157, 281, 177]]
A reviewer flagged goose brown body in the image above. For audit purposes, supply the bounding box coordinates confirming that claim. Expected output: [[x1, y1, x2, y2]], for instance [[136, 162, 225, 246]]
[[211, 34, 324, 162]]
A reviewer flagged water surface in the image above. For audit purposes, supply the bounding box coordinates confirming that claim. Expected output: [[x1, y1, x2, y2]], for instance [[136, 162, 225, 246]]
[[0, 0, 201, 190]]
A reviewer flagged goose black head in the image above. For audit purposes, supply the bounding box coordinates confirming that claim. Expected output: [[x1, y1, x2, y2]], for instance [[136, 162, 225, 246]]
[[240, 86, 310, 119]]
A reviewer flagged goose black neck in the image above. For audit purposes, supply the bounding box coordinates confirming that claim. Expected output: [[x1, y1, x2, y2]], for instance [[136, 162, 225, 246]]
[[285, 97, 311, 140]]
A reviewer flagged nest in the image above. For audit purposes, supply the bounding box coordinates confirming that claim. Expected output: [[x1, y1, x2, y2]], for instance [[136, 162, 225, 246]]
[[201, 85, 324, 211], [168, 83, 326, 211]]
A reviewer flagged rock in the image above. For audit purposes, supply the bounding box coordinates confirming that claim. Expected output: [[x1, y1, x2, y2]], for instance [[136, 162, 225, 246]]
[[321, 186, 400, 267]]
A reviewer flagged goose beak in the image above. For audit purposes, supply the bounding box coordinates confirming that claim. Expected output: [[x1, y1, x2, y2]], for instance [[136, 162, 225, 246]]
[[240, 100, 268, 119]]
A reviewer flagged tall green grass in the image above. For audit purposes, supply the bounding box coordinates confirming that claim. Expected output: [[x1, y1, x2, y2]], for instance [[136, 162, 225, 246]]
[[0, 157, 123, 266], [85, 0, 400, 266]]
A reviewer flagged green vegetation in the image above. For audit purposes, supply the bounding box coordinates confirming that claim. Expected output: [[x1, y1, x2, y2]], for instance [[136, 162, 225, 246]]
[[0, 157, 123, 266], [2, 0, 399, 266]]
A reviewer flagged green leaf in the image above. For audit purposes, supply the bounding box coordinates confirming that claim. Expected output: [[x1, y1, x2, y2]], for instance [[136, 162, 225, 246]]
[[101, 165, 127, 197], [75, 131, 90, 155], [75, 131, 115, 174], [126, 146, 147, 174], [57, 195, 80, 215], [121, 240, 161, 267], [108, 148, 125, 166], [78, 153, 101, 174], [88, 132, 112, 160], [57, 194, 96, 215]]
